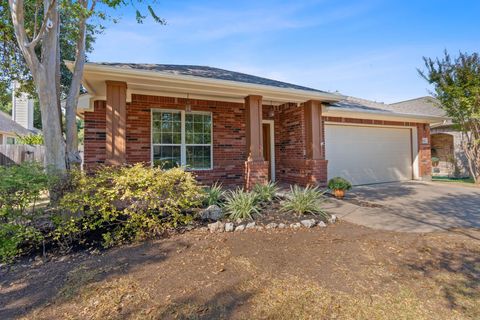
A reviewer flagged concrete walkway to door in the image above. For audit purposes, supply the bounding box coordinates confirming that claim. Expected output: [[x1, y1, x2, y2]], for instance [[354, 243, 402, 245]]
[[324, 181, 480, 233]]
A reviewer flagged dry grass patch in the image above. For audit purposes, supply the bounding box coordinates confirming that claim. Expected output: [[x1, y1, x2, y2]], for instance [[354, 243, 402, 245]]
[[250, 276, 445, 320]]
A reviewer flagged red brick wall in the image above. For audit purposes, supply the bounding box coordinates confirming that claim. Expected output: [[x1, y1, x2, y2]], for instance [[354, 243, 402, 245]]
[[83, 100, 106, 167], [83, 96, 432, 187], [83, 94, 247, 186]]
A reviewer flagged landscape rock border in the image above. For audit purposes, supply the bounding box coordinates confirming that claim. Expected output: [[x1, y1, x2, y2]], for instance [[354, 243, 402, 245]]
[[207, 215, 337, 233]]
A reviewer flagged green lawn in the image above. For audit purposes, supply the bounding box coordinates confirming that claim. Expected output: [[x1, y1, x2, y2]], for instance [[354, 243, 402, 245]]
[[432, 176, 475, 184]]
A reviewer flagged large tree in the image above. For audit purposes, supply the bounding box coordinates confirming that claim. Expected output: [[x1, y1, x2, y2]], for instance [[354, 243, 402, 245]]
[[5, 0, 164, 172], [419, 51, 480, 183]]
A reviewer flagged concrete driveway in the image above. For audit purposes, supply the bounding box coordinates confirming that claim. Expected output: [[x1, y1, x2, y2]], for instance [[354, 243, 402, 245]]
[[325, 181, 480, 233]]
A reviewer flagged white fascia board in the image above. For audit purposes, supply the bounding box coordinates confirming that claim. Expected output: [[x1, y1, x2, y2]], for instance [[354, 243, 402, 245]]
[[79, 62, 345, 103], [323, 107, 448, 124]]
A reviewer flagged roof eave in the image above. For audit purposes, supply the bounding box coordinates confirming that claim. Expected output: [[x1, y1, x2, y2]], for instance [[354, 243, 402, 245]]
[[323, 106, 448, 123], [67, 61, 345, 103]]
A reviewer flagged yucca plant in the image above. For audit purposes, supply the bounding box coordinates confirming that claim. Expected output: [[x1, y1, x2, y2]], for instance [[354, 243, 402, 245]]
[[203, 182, 225, 206], [252, 182, 279, 204], [223, 189, 261, 221], [281, 185, 328, 218]]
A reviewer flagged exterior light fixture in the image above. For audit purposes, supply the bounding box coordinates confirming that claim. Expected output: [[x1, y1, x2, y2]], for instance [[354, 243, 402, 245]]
[[268, 100, 275, 117], [185, 93, 192, 112]]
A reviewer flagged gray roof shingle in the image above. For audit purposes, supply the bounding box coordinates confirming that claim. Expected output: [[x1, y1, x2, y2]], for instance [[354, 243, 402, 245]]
[[389, 96, 446, 117], [329, 96, 396, 114], [0, 111, 34, 136], [94, 62, 328, 93]]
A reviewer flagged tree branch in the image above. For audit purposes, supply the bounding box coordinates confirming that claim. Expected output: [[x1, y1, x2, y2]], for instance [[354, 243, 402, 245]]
[[26, 0, 58, 49], [8, 0, 40, 71]]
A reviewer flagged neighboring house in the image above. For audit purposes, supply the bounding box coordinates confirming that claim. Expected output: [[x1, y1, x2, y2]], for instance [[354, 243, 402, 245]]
[[0, 110, 33, 144], [71, 62, 444, 187], [0, 85, 41, 145], [389, 96, 470, 178]]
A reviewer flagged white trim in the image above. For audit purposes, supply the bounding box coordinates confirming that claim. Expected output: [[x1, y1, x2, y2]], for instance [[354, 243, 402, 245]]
[[324, 122, 420, 182], [411, 126, 419, 179], [150, 108, 213, 170], [323, 106, 446, 124], [262, 119, 275, 182]]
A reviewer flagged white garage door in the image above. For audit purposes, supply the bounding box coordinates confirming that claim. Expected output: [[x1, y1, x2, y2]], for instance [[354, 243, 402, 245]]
[[325, 124, 413, 185]]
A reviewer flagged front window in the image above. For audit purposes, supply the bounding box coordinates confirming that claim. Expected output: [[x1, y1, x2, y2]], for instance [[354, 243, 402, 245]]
[[152, 110, 212, 170]]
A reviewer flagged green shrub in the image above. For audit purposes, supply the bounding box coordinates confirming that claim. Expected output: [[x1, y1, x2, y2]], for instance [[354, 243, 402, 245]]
[[327, 177, 352, 191], [223, 189, 260, 221], [16, 133, 44, 145], [203, 182, 225, 206], [54, 164, 203, 248], [0, 162, 54, 262], [281, 185, 327, 218], [252, 182, 279, 204]]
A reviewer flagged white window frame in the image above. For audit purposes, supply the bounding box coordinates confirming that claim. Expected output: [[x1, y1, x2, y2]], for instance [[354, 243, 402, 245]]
[[151, 109, 213, 170]]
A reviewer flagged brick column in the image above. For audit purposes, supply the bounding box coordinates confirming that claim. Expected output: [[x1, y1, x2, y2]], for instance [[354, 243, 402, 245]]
[[244, 95, 268, 190], [105, 81, 127, 165], [417, 123, 432, 180], [303, 100, 328, 185]]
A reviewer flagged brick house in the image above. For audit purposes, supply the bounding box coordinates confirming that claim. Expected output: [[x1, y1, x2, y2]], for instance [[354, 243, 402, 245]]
[[72, 62, 444, 188]]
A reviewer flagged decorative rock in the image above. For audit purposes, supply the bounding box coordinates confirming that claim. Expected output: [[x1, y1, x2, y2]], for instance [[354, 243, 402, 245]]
[[246, 222, 256, 229], [208, 221, 225, 233], [199, 205, 224, 221], [265, 222, 278, 229], [317, 221, 327, 228], [278, 223, 286, 229], [301, 219, 316, 228], [290, 222, 301, 229], [235, 224, 246, 232], [225, 222, 234, 232], [328, 215, 337, 224]]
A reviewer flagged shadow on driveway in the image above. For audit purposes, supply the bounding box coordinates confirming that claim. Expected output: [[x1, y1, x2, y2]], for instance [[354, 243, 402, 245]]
[[327, 181, 480, 237]]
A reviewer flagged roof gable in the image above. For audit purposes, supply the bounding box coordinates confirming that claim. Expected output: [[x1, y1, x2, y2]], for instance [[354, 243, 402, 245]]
[[389, 96, 446, 117]]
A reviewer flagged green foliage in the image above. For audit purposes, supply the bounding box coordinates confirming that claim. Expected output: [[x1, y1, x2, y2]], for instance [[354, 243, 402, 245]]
[[327, 177, 352, 191], [0, 162, 54, 217], [252, 182, 279, 204], [54, 164, 203, 248], [223, 189, 261, 221], [16, 134, 44, 145], [281, 185, 327, 218], [0, 162, 54, 262], [203, 182, 225, 206], [419, 51, 480, 181]]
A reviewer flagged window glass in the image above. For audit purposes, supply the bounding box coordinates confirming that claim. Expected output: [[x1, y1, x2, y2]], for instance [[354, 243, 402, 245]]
[[152, 111, 212, 169]]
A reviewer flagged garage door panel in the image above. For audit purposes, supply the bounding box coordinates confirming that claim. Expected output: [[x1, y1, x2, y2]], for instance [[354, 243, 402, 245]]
[[325, 125, 413, 185]]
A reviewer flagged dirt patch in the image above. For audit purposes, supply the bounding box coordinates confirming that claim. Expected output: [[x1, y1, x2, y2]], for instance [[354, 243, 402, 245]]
[[1, 222, 479, 319]]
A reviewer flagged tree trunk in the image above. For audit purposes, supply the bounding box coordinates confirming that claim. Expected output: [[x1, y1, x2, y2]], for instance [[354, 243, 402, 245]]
[[64, 10, 87, 168], [465, 146, 480, 184], [9, 0, 67, 174], [37, 1, 66, 173]]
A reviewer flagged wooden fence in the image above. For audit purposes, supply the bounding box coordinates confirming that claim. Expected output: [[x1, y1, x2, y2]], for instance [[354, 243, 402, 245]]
[[0, 145, 45, 166]]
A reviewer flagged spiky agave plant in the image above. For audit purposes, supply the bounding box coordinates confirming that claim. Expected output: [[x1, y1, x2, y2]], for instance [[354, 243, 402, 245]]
[[252, 181, 279, 204], [223, 189, 261, 221], [281, 185, 328, 219]]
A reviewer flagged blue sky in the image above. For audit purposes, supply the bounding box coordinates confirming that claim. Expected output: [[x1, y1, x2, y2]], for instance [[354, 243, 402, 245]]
[[90, 0, 480, 103]]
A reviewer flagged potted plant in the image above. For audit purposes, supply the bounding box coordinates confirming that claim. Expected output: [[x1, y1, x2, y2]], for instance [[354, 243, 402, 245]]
[[431, 156, 440, 167], [327, 177, 352, 199]]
